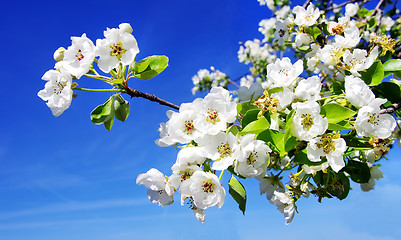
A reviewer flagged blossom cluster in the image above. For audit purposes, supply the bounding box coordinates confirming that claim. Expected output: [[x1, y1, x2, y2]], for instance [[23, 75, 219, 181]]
[[138, 87, 272, 222], [38, 23, 139, 117], [182, 0, 401, 224]]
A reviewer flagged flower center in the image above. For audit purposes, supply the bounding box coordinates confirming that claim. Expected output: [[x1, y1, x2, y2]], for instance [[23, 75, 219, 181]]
[[279, 69, 289, 76], [246, 153, 256, 165], [367, 113, 379, 125], [253, 90, 279, 115], [279, 29, 286, 38], [75, 49, 84, 61], [330, 46, 344, 64], [110, 42, 127, 60], [53, 81, 67, 95], [217, 143, 233, 159], [316, 133, 340, 154], [180, 169, 194, 181], [301, 113, 314, 131], [184, 120, 195, 134], [202, 179, 215, 193], [206, 109, 220, 124]]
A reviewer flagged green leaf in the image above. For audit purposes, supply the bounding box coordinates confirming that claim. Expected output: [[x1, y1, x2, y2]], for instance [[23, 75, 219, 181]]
[[328, 172, 350, 200], [321, 103, 356, 124], [383, 59, 401, 72], [293, 150, 324, 166], [241, 109, 260, 129], [257, 129, 286, 155], [267, 87, 283, 95], [228, 176, 247, 215], [358, 8, 372, 17], [328, 121, 353, 131], [343, 160, 371, 183], [226, 125, 239, 136], [312, 27, 322, 39], [360, 61, 384, 86], [104, 115, 114, 131], [372, 82, 401, 103], [132, 55, 169, 80], [238, 101, 259, 116], [342, 135, 371, 149], [240, 116, 269, 135], [114, 95, 130, 122], [90, 96, 115, 125], [330, 81, 344, 95], [368, 17, 377, 29], [298, 45, 310, 51]]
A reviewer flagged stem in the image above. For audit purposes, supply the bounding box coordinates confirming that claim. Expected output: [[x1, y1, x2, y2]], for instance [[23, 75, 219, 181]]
[[123, 85, 180, 110], [319, 93, 345, 101], [218, 169, 225, 182], [325, 0, 365, 12], [74, 87, 124, 93], [83, 74, 111, 81]]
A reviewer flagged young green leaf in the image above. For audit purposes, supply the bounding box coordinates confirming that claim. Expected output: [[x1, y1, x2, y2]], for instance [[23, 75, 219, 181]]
[[321, 103, 356, 123], [360, 61, 384, 86], [90, 96, 115, 125], [228, 175, 247, 215], [240, 116, 270, 135], [114, 95, 130, 122], [383, 59, 401, 72], [132, 55, 169, 80]]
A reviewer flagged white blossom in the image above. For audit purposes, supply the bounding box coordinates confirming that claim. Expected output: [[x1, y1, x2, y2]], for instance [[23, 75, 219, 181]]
[[274, 20, 289, 45], [180, 171, 225, 210], [234, 134, 271, 178], [294, 76, 322, 101], [380, 16, 395, 31], [95, 26, 139, 73], [271, 88, 294, 111], [257, 174, 285, 200], [344, 75, 376, 108], [136, 168, 175, 207], [306, 134, 347, 173], [345, 3, 359, 17], [293, 3, 320, 27], [196, 132, 241, 170], [295, 33, 312, 48], [266, 57, 303, 88], [269, 191, 296, 225], [343, 47, 379, 77], [53, 47, 65, 62], [355, 98, 397, 139], [38, 68, 73, 117], [360, 165, 383, 191], [291, 101, 328, 141]]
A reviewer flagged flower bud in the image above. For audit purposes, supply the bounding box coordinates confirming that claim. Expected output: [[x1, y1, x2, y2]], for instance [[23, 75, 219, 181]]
[[119, 23, 133, 34], [53, 47, 66, 62]]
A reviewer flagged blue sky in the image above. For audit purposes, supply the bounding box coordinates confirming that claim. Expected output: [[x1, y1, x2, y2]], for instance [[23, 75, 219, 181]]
[[1, 0, 401, 239]]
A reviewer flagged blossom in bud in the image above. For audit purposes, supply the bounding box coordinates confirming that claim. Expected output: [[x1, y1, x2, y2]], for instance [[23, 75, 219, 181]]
[[234, 134, 271, 178], [95, 26, 139, 73], [53, 47, 65, 62], [118, 23, 133, 34], [291, 101, 328, 141], [38, 68, 73, 117], [62, 33, 96, 79], [295, 33, 312, 48], [136, 168, 175, 207], [355, 98, 397, 139], [293, 3, 320, 27], [180, 171, 225, 210], [306, 133, 347, 173], [344, 75, 375, 108]]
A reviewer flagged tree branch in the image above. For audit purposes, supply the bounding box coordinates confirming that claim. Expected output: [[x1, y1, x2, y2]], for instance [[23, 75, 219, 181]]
[[123, 85, 180, 110], [380, 100, 401, 114]]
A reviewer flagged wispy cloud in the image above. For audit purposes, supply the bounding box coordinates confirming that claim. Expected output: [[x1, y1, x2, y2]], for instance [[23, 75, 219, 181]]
[[0, 198, 148, 221]]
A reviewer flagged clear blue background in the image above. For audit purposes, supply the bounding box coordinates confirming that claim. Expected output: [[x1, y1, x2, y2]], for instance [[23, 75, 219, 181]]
[[1, 0, 401, 239]]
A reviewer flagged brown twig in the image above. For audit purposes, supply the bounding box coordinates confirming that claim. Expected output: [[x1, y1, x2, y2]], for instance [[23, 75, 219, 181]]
[[123, 85, 180, 110], [324, 0, 365, 12], [380, 100, 401, 114]]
